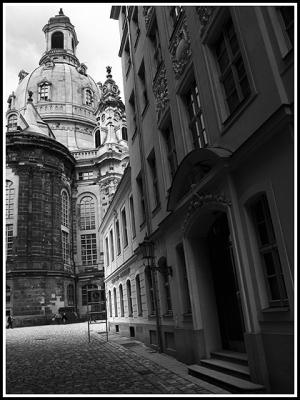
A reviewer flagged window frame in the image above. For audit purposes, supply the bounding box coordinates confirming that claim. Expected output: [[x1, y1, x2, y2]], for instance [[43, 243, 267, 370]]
[[213, 17, 251, 117], [248, 193, 289, 308], [7, 114, 18, 131], [184, 80, 208, 149], [121, 207, 129, 248], [79, 196, 96, 231], [81, 233, 97, 266]]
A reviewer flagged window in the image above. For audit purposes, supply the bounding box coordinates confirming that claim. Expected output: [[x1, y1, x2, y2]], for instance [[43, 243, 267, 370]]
[[119, 284, 125, 317], [136, 174, 146, 225], [110, 229, 115, 261], [149, 20, 162, 74], [146, 267, 156, 315], [116, 219, 121, 255], [108, 290, 112, 317], [6, 224, 13, 256], [6, 181, 14, 219], [67, 284, 74, 306], [127, 280, 133, 316], [132, 6, 140, 46], [278, 6, 294, 48], [162, 124, 178, 180], [176, 244, 192, 313], [95, 130, 101, 148], [85, 89, 94, 106], [121, 127, 128, 141], [121, 208, 128, 248], [7, 115, 17, 131], [129, 196, 136, 238], [51, 31, 64, 49], [129, 91, 137, 135], [105, 237, 110, 266], [81, 234, 97, 265], [61, 191, 69, 228], [148, 151, 160, 210], [62, 231, 70, 264], [138, 60, 148, 112], [124, 38, 131, 76], [39, 83, 50, 101], [185, 81, 208, 148], [78, 171, 94, 180], [79, 196, 95, 230], [214, 18, 251, 115], [249, 194, 288, 307], [113, 287, 118, 317], [6, 286, 11, 304], [136, 274, 142, 316], [82, 284, 98, 306], [170, 6, 183, 28]]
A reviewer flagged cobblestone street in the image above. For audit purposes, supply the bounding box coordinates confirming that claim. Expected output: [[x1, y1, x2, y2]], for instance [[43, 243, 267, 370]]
[[5, 322, 226, 395]]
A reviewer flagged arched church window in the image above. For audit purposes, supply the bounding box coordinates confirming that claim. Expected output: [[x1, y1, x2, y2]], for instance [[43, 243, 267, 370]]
[[95, 130, 101, 148], [72, 38, 75, 52], [67, 284, 74, 306], [61, 191, 70, 228], [39, 83, 50, 101], [85, 89, 94, 106], [122, 127, 128, 141], [51, 31, 64, 49], [82, 284, 98, 306], [80, 196, 96, 230], [7, 115, 18, 132], [6, 181, 14, 219]]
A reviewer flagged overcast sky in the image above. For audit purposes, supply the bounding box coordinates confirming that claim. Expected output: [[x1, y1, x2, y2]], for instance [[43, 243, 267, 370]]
[[4, 3, 124, 103]]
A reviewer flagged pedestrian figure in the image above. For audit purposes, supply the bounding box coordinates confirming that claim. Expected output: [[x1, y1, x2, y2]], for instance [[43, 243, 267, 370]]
[[7, 315, 14, 329], [62, 312, 68, 324], [55, 313, 62, 324]]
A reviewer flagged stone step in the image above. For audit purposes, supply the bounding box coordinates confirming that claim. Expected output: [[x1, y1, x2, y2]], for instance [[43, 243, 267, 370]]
[[211, 350, 248, 366], [188, 364, 265, 394], [200, 358, 250, 381]]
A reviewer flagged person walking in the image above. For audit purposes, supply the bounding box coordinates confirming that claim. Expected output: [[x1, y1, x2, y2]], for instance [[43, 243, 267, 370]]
[[61, 312, 68, 324], [7, 315, 14, 329]]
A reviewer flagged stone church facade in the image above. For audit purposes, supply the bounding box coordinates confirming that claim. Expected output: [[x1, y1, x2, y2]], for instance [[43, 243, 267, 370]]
[[5, 9, 129, 325]]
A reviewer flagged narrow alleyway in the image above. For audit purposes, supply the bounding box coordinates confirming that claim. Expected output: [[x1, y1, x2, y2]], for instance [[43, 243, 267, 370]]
[[5, 322, 228, 395]]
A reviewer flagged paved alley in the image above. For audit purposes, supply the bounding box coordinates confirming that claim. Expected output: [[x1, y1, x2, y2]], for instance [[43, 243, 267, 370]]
[[5, 322, 223, 395]]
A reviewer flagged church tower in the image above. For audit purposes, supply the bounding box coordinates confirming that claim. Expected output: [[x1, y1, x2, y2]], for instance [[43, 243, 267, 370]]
[[6, 9, 129, 325]]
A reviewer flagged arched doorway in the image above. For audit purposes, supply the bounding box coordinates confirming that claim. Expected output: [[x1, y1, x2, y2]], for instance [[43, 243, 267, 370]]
[[186, 207, 246, 355], [207, 213, 245, 352]]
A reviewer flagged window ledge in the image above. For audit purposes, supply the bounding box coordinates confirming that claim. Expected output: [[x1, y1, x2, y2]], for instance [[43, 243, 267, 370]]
[[132, 128, 138, 143], [148, 314, 157, 320], [141, 102, 150, 118], [139, 220, 146, 231], [261, 306, 290, 313], [151, 204, 161, 217], [221, 92, 258, 136], [163, 312, 173, 319]]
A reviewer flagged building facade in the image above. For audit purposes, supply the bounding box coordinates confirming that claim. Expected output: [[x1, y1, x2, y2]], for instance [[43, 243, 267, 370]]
[[105, 5, 294, 394], [6, 9, 129, 325]]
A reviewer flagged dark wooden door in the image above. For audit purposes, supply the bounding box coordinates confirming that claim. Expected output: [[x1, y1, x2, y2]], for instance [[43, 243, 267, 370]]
[[208, 213, 245, 352]]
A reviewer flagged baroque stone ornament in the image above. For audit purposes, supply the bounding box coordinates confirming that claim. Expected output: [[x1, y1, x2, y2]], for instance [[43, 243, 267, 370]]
[[196, 6, 216, 34], [169, 15, 192, 79], [182, 191, 232, 230], [152, 62, 169, 121], [143, 6, 154, 31]]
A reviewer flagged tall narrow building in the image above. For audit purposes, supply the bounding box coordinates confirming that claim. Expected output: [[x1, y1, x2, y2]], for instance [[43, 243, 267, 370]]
[[105, 5, 294, 394], [6, 9, 129, 324]]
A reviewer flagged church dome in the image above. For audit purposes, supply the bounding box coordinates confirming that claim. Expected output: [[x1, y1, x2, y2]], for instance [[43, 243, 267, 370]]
[[8, 9, 102, 151], [14, 63, 100, 118]]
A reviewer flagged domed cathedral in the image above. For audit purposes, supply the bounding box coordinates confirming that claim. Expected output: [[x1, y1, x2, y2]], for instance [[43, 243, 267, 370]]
[[5, 9, 129, 326]]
